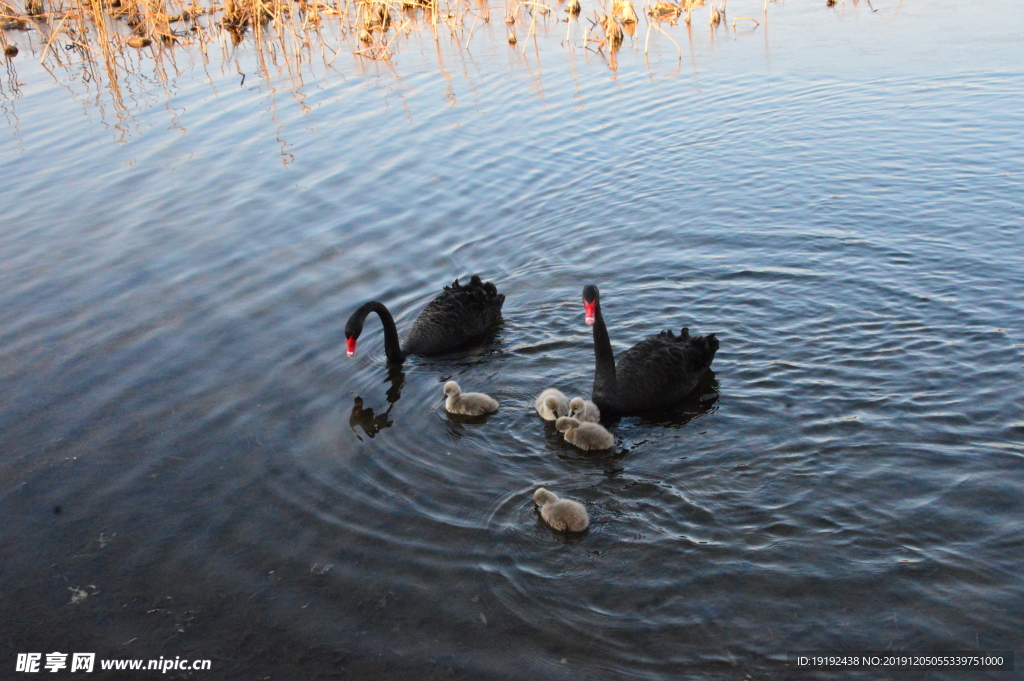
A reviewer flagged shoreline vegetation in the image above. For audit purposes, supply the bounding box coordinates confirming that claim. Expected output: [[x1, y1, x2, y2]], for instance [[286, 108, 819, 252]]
[[0, 0, 863, 131], [0, 0, 856, 67]]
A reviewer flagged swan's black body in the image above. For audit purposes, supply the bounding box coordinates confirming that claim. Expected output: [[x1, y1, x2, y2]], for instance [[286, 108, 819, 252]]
[[345, 276, 505, 363], [584, 284, 718, 414]]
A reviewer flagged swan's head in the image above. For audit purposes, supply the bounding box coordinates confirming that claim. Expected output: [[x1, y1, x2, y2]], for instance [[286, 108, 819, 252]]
[[545, 395, 566, 417], [555, 416, 580, 433], [344, 317, 364, 357], [534, 488, 558, 507], [582, 284, 600, 325], [569, 397, 585, 416], [443, 381, 461, 398]]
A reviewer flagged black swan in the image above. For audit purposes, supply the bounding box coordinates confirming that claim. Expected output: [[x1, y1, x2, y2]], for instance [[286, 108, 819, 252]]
[[344, 276, 504, 363], [582, 284, 718, 414]]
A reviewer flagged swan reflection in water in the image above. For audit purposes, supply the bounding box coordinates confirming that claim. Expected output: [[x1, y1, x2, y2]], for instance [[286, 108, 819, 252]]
[[349, 366, 405, 440]]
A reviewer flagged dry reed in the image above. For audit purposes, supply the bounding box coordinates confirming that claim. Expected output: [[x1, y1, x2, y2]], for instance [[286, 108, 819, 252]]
[[0, 0, 825, 119], [611, 0, 635, 24], [0, 0, 631, 73], [708, 3, 721, 25], [647, 2, 680, 23], [584, 12, 621, 51]]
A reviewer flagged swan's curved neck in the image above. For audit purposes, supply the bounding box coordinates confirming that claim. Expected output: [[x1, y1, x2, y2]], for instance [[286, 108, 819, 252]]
[[355, 301, 406, 363], [591, 300, 618, 404]]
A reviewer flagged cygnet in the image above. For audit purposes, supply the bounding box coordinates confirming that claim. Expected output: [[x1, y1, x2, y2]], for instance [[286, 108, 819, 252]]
[[568, 397, 600, 423], [443, 381, 499, 416], [533, 487, 589, 532], [555, 416, 613, 451], [535, 388, 570, 421]]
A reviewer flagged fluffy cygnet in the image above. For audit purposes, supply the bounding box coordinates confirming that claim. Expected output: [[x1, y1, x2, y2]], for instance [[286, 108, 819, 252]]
[[443, 380, 499, 416], [535, 388, 570, 421], [568, 397, 601, 423], [533, 487, 589, 532], [555, 416, 614, 451]]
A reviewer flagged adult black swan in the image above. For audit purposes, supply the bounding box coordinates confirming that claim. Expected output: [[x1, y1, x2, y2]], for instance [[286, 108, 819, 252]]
[[582, 284, 718, 414], [345, 276, 505, 363]]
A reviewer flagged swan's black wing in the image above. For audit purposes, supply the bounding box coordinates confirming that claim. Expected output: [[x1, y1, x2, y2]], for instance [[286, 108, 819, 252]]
[[614, 328, 719, 412], [403, 275, 505, 355]]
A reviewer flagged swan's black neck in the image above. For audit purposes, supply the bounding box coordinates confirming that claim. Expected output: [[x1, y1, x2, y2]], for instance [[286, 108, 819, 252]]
[[591, 299, 618, 407], [353, 301, 406, 363]]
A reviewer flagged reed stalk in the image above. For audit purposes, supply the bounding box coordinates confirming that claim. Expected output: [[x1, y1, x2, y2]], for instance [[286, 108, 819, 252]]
[[0, 0, 841, 118]]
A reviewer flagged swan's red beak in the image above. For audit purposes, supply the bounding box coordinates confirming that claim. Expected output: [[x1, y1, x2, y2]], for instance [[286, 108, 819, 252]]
[[583, 300, 596, 326], [346, 337, 357, 357]]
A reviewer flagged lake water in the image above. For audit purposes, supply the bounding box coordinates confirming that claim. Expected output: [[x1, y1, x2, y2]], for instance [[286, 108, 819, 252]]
[[2, 0, 1023, 678]]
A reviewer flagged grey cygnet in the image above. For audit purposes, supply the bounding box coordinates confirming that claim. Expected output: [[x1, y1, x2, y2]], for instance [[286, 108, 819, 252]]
[[535, 388, 570, 421], [568, 397, 600, 423], [444, 381, 499, 415], [555, 416, 613, 451], [534, 488, 589, 532]]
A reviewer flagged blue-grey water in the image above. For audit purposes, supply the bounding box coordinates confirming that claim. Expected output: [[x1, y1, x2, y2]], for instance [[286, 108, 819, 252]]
[[2, 0, 1023, 678]]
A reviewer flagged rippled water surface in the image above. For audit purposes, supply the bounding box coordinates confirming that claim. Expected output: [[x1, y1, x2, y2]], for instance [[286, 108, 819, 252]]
[[2, 0, 1023, 678]]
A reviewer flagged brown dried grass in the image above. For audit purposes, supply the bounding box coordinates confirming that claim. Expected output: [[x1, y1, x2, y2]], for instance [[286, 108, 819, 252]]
[[0, 0, 797, 120]]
